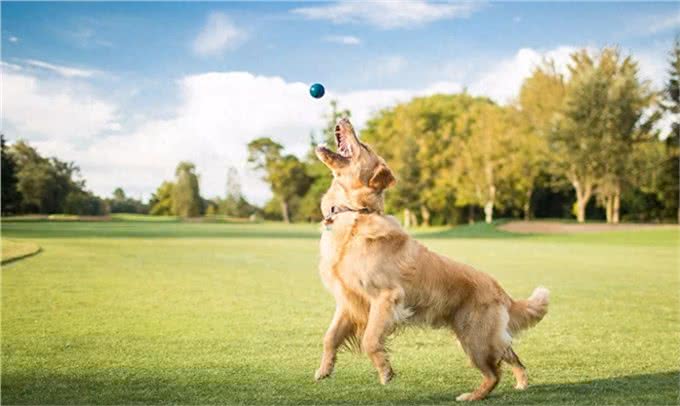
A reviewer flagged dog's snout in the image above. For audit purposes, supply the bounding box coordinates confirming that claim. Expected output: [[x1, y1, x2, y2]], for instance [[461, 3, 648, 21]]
[[337, 117, 352, 129]]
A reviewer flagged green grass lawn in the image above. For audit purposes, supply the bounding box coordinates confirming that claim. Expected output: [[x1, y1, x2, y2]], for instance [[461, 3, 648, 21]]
[[1, 220, 678, 405]]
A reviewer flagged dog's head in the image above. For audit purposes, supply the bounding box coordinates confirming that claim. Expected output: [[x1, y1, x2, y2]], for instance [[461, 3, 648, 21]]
[[315, 118, 396, 218]]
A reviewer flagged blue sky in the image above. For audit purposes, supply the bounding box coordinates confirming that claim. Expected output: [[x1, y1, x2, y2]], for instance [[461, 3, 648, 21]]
[[1, 1, 677, 204]]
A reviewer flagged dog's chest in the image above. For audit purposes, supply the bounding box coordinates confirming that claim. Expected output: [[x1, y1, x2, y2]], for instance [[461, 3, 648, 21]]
[[318, 220, 369, 295]]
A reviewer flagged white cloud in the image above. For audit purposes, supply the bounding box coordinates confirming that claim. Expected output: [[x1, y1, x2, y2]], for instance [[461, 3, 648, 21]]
[[84, 73, 463, 203], [193, 12, 246, 56], [463, 45, 667, 105], [337, 81, 463, 126], [637, 47, 670, 89], [1, 67, 120, 142], [292, 0, 480, 29], [323, 35, 362, 45], [467, 46, 578, 104], [645, 12, 680, 35], [1, 61, 22, 71], [367, 55, 408, 78], [8, 36, 19, 43], [21, 59, 99, 78], [66, 72, 329, 203]]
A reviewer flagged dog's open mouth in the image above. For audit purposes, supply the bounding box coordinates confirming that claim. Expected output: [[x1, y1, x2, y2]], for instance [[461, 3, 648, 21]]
[[315, 118, 357, 166], [335, 124, 353, 158]]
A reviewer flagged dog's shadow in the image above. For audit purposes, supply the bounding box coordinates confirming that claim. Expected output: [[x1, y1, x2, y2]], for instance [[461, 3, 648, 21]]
[[402, 370, 679, 405], [2, 369, 676, 404]]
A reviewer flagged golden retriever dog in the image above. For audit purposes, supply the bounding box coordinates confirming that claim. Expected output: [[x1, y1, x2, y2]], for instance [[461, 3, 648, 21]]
[[313, 118, 549, 401]]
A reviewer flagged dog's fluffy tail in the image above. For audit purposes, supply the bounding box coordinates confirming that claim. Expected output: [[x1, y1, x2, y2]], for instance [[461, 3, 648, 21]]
[[508, 287, 550, 334]]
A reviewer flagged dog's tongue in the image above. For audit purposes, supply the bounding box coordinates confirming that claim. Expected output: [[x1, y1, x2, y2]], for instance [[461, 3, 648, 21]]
[[335, 126, 352, 157]]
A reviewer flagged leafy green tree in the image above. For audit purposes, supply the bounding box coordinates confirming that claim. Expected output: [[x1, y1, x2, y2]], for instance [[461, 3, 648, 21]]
[[63, 190, 106, 215], [10, 141, 55, 212], [597, 50, 658, 223], [11, 141, 80, 213], [659, 37, 680, 223], [451, 102, 517, 223], [149, 181, 175, 215], [517, 62, 566, 219], [8, 140, 106, 215], [1, 135, 21, 214], [552, 48, 658, 223], [212, 166, 258, 218], [363, 94, 482, 225], [172, 162, 202, 217], [222, 166, 243, 216], [108, 187, 147, 213], [248, 137, 311, 223], [113, 187, 126, 201]]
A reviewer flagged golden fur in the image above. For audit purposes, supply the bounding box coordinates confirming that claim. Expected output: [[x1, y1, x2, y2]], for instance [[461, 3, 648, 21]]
[[314, 118, 549, 401]]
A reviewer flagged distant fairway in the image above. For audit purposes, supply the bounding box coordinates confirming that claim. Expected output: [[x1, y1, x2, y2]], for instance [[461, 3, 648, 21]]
[[1, 219, 678, 405]]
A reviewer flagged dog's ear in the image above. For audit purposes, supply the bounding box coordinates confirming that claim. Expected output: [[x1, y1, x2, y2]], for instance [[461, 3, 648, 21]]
[[369, 164, 396, 190]]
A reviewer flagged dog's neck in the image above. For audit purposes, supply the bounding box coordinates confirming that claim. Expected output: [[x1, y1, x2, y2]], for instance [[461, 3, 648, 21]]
[[323, 205, 379, 227]]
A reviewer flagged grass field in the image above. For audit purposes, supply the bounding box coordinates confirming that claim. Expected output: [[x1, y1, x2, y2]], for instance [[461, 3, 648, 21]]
[[1, 219, 678, 405]]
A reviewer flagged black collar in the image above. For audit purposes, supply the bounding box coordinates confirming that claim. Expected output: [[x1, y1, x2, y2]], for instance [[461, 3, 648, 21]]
[[323, 205, 375, 225]]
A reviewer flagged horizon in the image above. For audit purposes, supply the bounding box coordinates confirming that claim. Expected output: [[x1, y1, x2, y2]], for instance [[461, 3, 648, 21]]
[[1, 1, 677, 205]]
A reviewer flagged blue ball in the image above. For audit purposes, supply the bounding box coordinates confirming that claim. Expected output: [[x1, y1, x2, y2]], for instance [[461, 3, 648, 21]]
[[310, 83, 325, 99]]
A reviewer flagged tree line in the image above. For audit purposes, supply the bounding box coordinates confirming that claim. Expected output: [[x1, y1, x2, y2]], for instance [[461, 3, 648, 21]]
[[251, 45, 679, 225], [0, 140, 258, 219], [1, 139, 112, 216]]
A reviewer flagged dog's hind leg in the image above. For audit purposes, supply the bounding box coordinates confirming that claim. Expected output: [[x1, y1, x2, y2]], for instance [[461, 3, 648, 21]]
[[456, 346, 503, 401], [362, 289, 402, 385], [455, 306, 508, 401], [503, 347, 528, 390], [315, 306, 353, 381]]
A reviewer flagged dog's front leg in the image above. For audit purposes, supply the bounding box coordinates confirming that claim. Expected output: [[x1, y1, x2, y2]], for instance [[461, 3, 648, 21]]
[[362, 288, 403, 385], [315, 305, 352, 381]]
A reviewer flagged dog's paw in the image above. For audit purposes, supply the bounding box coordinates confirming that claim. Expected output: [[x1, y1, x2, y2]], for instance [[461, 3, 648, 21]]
[[455, 393, 473, 402], [314, 368, 332, 381], [379, 368, 395, 385], [514, 382, 528, 390]]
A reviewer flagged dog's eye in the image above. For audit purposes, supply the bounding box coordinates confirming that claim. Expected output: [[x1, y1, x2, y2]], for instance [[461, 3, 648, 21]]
[[330, 206, 337, 214]]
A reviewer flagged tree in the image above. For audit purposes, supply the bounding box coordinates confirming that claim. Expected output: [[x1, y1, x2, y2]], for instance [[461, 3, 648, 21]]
[[550, 49, 658, 223], [172, 162, 202, 217], [517, 62, 566, 219], [362, 94, 482, 226], [222, 166, 242, 216], [113, 187, 126, 201], [10, 141, 82, 214], [108, 187, 147, 213], [63, 190, 106, 215], [659, 37, 680, 223], [215, 166, 257, 218], [10, 141, 56, 212], [8, 140, 107, 215], [506, 118, 549, 220], [149, 181, 175, 215], [451, 102, 516, 223], [1, 135, 21, 214], [248, 138, 311, 223], [597, 50, 658, 223]]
